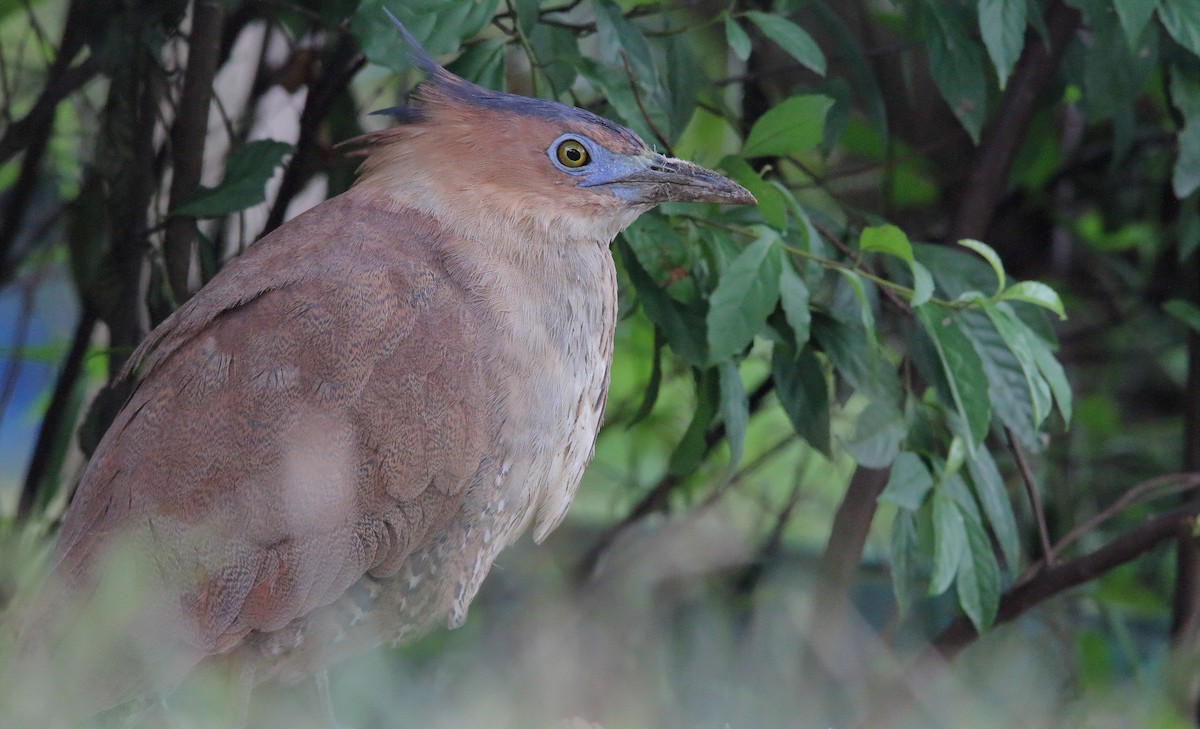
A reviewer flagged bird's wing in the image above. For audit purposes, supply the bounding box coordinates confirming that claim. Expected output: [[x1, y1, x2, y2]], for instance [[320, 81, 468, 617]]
[[55, 192, 495, 656]]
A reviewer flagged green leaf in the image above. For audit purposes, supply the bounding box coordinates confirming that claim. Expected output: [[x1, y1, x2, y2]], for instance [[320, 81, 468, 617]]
[[629, 329, 665, 426], [667, 370, 718, 477], [352, 0, 501, 71], [958, 507, 1001, 630], [958, 239, 1006, 295], [1001, 281, 1066, 319], [173, 140, 293, 218], [890, 509, 920, 613], [931, 490, 967, 595], [964, 444, 1020, 575], [978, 0, 1026, 89], [860, 225, 933, 305], [879, 452, 935, 510], [1114, 0, 1160, 44], [916, 304, 992, 445], [779, 260, 811, 346], [944, 436, 966, 478], [511, 0, 540, 35], [718, 360, 749, 474], [744, 11, 827, 76], [618, 238, 708, 367], [860, 224, 913, 260], [960, 308, 1050, 444], [725, 14, 752, 61], [772, 343, 832, 455], [741, 95, 834, 158], [1166, 299, 1200, 333], [910, 261, 935, 307], [989, 302, 1072, 425], [1160, 0, 1200, 57], [446, 37, 506, 89], [845, 400, 906, 468], [812, 313, 902, 405], [920, 0, 988, 142], [706, 232, 784, 363], [594, 0, 659, 86], [1170, 65, 1200, 198], [720, 156, 788, 229], [837, 269, 876, 345]]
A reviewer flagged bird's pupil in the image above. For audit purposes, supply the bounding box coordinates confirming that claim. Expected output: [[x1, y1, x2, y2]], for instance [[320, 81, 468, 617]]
[[567, 148, 580, 161]]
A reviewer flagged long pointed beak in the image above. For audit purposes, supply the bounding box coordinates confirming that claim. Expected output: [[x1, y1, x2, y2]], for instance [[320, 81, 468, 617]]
[[580, 153, 756, 206]]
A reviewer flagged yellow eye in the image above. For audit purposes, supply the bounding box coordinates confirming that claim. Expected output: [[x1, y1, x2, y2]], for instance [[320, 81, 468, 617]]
[[555, 139, 590, 168]]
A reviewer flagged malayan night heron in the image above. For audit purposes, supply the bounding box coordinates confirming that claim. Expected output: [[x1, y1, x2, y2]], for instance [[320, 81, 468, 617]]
[[16, 11, 755, 724]]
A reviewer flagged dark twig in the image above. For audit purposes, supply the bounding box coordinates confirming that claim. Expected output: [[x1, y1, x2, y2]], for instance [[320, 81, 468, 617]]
[[261, 34, 364, 238], [163, 0, 227, 304], [18, 306, 98, 520], [577, 377, 775, 580], [0, 0, 95, 285], [857, 496, 1200, 729], [618, 51, 673, 155], [1006, 427, 1054, 565], [1170, 244, 1200, 686], [807, 466, 891, 683], [948, 0, 1081, 241]]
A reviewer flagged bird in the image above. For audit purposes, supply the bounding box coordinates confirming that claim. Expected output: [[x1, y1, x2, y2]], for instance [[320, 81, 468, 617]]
[[14, 10, 754, 723]]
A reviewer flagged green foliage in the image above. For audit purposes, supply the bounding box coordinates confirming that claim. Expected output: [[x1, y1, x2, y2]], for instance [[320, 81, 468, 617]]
[[7, 0, 1200, 725], [173, 140, 294, 217]]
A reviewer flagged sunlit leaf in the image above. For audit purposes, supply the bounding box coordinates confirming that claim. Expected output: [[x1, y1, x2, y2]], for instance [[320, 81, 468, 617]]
[[720, 156, 788, 229], [958, 239, 1006, 294], [1001, 281, 1066, 319], [861, 225, 933, 305], [741, 95, 834, 158]]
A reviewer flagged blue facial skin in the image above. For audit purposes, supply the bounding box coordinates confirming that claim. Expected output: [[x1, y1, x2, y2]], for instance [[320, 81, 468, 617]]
[[547, 133, 659, 203]]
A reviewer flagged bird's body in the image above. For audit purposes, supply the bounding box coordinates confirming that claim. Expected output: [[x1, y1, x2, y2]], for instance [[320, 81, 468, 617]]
[[25, 13, 753, 718]]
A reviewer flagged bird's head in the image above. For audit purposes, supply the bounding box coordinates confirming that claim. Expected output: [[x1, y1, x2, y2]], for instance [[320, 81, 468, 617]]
[[349, 11, 755, 246]]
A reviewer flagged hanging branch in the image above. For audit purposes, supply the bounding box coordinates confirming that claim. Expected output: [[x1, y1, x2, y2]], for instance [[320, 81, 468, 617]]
[[163, 0, 227, 304]]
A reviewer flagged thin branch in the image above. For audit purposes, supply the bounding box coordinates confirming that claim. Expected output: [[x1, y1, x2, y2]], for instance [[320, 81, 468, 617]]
[[163, 0, 227, 304], [576, 377, 776, 581], [1044, 472, 1200, 565], [858, 496, 1200, 729], [618, 51, 672, 155], [261, 35, 364, 237], [1006, 428, 1054, 565], [948, 0, 1081, 241], [18, 306, 98, 520]]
